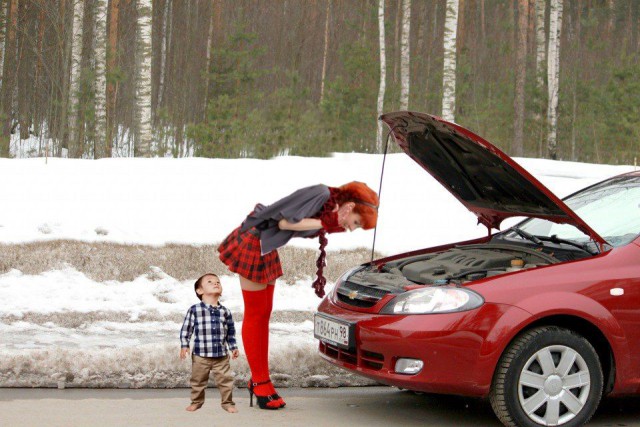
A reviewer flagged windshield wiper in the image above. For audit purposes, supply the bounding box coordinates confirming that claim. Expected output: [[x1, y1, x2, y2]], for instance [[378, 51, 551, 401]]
[[510, 228, 598, 255], [511, 227, 544, 245], [540, 234, 599, 255]]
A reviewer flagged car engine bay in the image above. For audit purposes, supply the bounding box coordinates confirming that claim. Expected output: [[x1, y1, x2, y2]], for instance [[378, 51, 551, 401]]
[[335, 238, 596, 307]]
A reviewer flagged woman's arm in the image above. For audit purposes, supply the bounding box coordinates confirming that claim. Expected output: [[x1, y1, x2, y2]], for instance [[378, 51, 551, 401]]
[[278, 218, 323, 231]]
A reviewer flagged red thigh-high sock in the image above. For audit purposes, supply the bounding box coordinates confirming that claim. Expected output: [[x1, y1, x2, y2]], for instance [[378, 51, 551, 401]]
[[241, 287, 280, 409], [261, 284, 285, 407]]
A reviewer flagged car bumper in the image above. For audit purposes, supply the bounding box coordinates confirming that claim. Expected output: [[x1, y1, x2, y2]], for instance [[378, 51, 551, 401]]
[[316, 297, 519, 397]]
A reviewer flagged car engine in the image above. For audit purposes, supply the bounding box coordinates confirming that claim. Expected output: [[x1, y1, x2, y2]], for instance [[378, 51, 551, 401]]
[[335, 243, 563, 308], [393, 243, 558, 284]]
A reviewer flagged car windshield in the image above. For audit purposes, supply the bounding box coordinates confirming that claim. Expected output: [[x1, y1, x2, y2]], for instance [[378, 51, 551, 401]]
[[514, 176, 640, 248]]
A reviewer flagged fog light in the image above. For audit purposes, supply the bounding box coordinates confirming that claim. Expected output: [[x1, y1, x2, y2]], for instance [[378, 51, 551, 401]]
[[395, 358, 424, 375]]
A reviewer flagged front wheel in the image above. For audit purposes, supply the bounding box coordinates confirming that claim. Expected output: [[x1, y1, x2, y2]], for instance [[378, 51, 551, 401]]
[[490, 326, 603, 427]]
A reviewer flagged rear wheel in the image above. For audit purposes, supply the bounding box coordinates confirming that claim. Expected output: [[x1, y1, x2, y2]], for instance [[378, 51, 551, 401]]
[[490, 326, 603, 427]]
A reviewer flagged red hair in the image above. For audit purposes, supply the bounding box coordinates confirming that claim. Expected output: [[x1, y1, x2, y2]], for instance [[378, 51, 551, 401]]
[[336, 182, 379, 230]]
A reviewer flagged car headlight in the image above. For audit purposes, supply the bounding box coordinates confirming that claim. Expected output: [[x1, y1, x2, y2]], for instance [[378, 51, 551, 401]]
[[380, 286, 484, 314]]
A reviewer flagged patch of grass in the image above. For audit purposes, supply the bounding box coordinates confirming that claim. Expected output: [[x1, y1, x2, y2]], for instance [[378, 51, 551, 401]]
[[0, 241, 384, 284]]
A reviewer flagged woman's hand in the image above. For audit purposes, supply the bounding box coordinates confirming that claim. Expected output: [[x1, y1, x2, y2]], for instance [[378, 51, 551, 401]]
[[278, 218, 323, 231]]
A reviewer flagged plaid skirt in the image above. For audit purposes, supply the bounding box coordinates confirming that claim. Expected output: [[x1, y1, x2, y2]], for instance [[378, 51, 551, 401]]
[[217, 226, 283, 284]]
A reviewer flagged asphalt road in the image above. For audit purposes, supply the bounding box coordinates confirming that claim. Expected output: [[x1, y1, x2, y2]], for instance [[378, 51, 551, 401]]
[[1, 386, 639, 426]]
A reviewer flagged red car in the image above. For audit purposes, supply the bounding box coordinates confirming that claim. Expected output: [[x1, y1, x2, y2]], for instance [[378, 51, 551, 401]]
[[315, 112, 640, 427]]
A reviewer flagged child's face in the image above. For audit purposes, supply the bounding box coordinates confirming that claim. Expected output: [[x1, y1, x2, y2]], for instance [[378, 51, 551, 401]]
[[197, 275, 223, 298]]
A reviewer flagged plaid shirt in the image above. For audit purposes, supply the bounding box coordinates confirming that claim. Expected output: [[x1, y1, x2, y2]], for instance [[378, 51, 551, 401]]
[[180, 302, 238, 357]]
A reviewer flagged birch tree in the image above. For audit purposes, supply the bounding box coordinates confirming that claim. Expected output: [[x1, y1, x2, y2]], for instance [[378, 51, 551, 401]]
[[534, 0, 546, 156], [441, 0, 459, 122], [68, 0, 85, 157], [319, 0, 331, 104], [204, 0, 215, 119], [376, 0, 386, 152], [513, 0, 529, 156], [547, 0, 563, 159], [94, 0, 107, 158], [136, 0, 153, 156], [399, 0, 410, 110], [106, 0, 119, 157], [0, 0, 7, 91]]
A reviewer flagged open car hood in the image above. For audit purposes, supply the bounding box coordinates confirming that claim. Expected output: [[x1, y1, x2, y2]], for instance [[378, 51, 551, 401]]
[[380, 111, 607, 245]]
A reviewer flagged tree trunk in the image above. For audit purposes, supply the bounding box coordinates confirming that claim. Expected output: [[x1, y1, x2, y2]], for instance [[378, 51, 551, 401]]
[[157, 0, 170, 118], [535, 0, 546, 156], [0, 0, 18, 157], [513, 0, 529, 156], [571, 77, 577, 160], [480, 0, 485, 41], [425, 1, 438, 112], [570, 0, 581, 161], [34, 1, 46, 134], [136, 0, 153, 156], [376, 0, 386, 152], [319, 0, 331, 105], [393, 0, 401, 86], [203, 0, 215, 120], [399, 0, 410, 110], [547, 0, 563, 160], [68, 0, 85, 157], [56, 0, 71, 155], [151, 0, 163, 116], [606, 0, 614, 36], [457, 0, 465, 54], [94, 0, 108, 158], [535, 0, 546, 87], [0, 0, 6, 84], [106, 0, 120, 157], [441, 0, 459, 122], [17, 0, 35, 141]]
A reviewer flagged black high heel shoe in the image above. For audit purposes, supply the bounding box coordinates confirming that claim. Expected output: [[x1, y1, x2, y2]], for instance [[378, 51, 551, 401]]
[[248, 379, 281, 410]]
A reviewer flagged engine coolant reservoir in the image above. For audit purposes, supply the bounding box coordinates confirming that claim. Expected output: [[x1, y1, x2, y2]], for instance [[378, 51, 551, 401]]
[[506, 258, 525, 272]]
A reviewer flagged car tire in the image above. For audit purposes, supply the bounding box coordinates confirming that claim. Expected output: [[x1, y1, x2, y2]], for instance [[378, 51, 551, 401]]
[[490, 326, 603, 427]]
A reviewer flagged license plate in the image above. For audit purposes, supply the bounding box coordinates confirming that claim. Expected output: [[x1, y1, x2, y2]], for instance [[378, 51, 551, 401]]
[[314, 313, 354, 349]]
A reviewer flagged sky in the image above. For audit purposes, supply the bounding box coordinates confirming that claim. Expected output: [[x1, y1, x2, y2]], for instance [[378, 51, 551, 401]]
[[0, 154, 635, 386]]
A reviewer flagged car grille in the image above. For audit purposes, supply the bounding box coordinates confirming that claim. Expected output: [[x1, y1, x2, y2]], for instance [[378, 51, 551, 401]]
[[336, 281, 390, 308], [319, 341, 384, 371]]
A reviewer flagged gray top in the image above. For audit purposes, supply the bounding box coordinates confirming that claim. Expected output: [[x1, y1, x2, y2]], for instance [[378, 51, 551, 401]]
[[240, 184, 331, 255]]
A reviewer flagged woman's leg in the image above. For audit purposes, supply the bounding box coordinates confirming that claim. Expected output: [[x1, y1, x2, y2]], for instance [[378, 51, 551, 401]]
[[239, 276, 268, 292], [240, 276, 280, 408], [260, 283, 285, 405]]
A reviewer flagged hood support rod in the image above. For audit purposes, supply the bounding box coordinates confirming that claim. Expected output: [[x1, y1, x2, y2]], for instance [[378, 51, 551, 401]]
[[371, 126, 395, 263]]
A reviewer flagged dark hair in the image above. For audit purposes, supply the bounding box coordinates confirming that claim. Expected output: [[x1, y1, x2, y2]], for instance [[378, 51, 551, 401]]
[[194, 273, 219, 300]]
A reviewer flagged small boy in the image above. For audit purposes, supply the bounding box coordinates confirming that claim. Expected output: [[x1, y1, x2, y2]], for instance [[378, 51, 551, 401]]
[[180, 273, 240, 413]]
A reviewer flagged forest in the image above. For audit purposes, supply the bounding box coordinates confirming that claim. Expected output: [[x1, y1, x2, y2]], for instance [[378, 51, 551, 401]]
[[0, 0, 638, 163]]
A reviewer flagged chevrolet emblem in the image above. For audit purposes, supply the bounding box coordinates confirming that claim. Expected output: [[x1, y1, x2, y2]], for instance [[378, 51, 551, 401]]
[[348, 290, 358, 299]]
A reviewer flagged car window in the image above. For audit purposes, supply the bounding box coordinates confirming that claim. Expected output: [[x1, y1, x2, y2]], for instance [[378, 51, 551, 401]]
[[518, 176, 640, 247]]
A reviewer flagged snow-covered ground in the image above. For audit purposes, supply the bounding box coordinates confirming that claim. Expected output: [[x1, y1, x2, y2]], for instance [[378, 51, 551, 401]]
[[0, 154, 634, 387]]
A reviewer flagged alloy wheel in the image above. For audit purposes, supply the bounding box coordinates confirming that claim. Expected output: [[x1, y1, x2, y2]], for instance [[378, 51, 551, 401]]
[[517, 344, 591, 426]]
